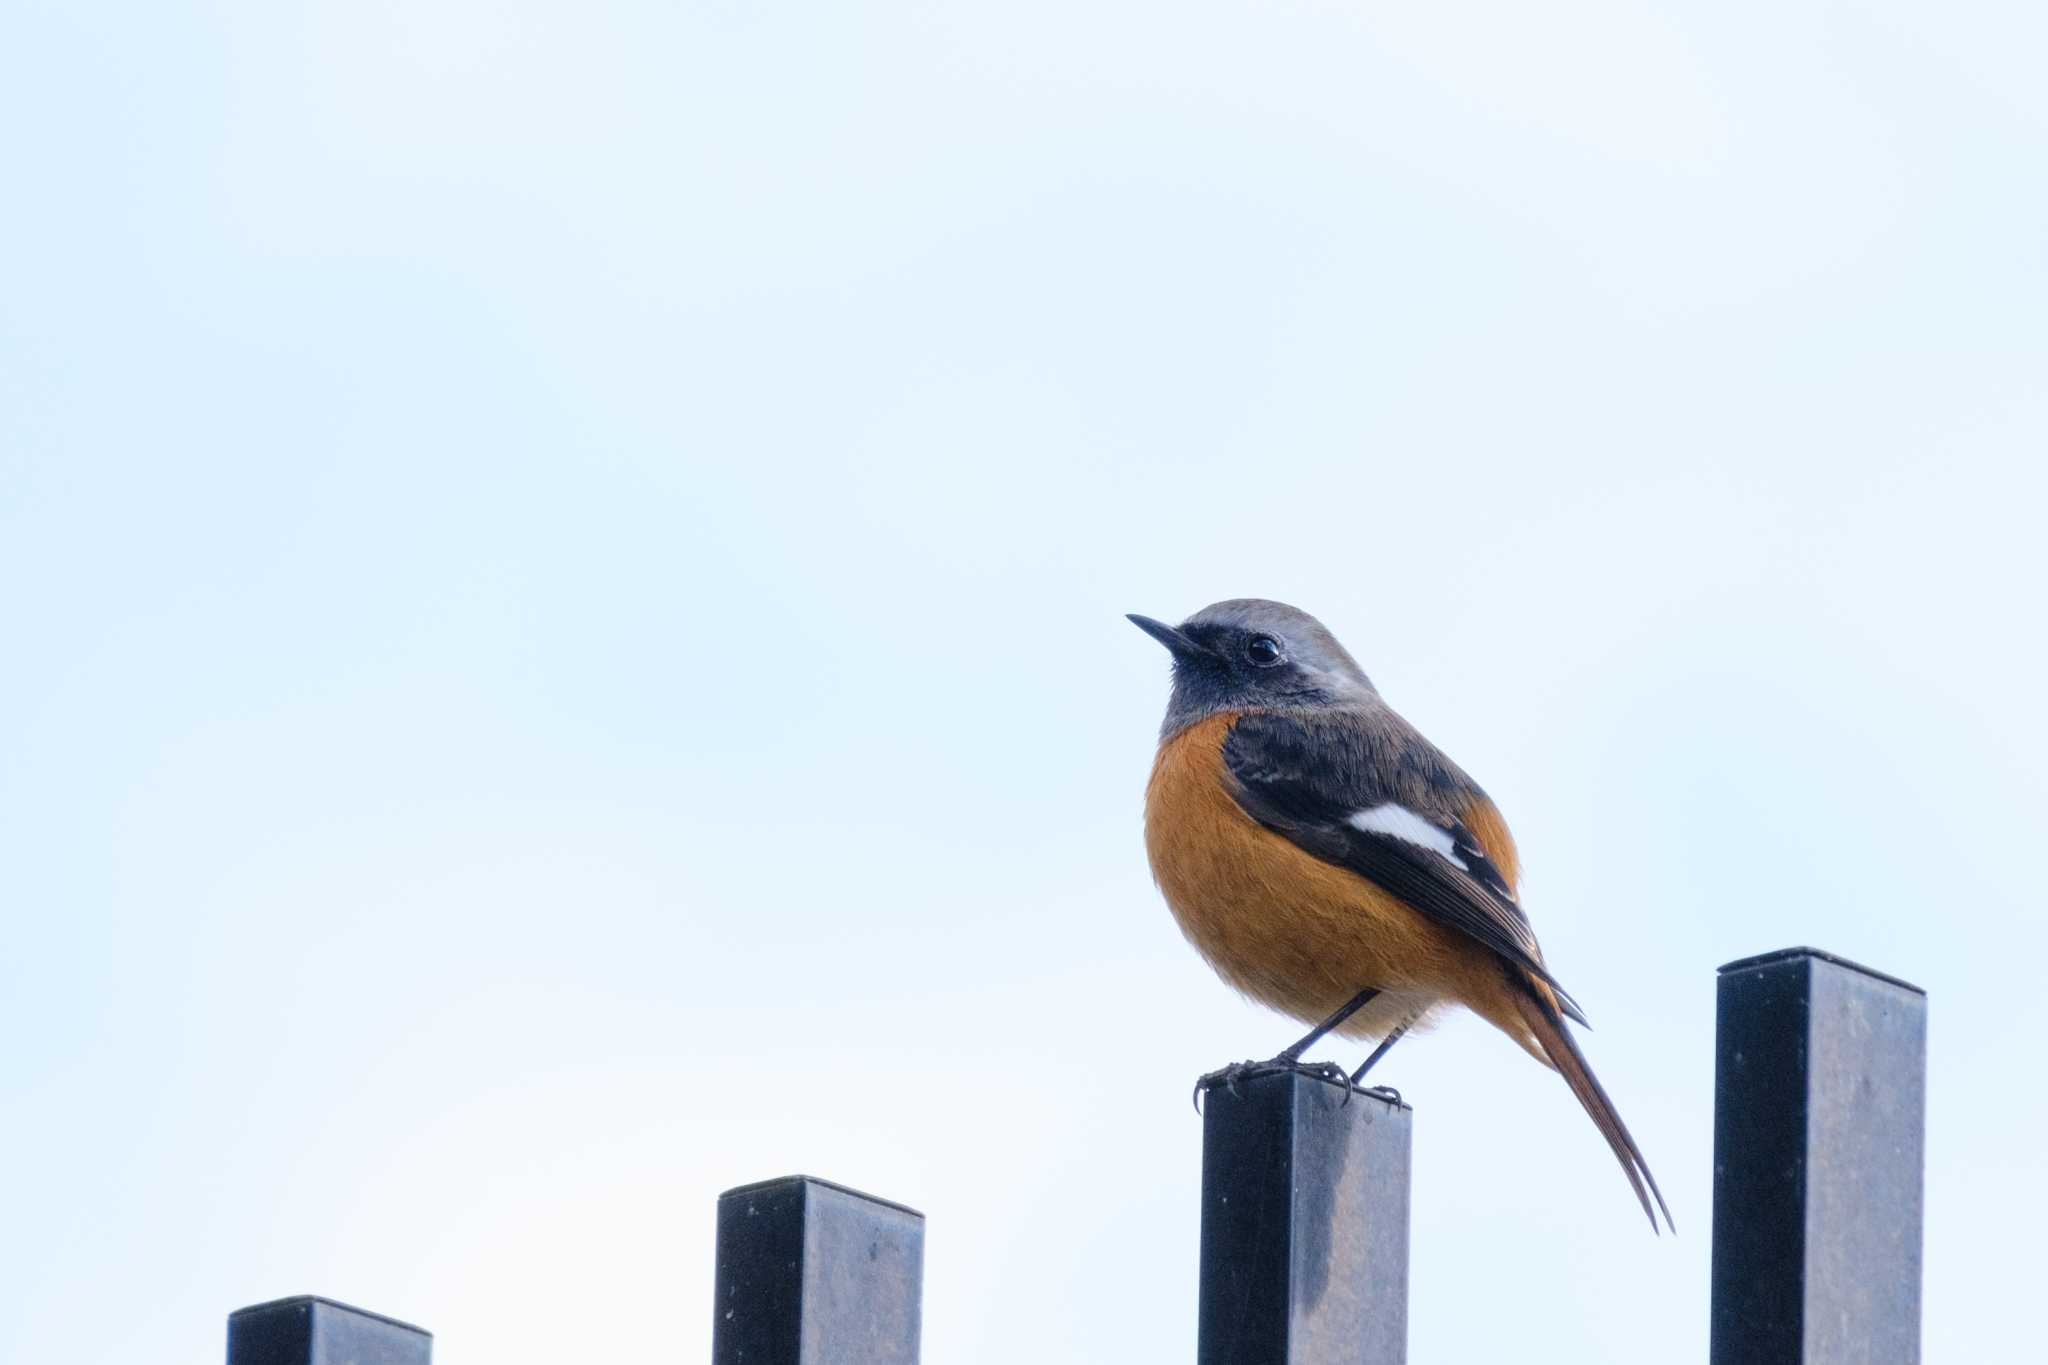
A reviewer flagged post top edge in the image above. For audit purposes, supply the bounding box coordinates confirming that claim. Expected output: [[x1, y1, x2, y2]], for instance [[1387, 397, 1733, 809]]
[[1202, 1065, 1413, 1111], [1717, 945, 1925, 995], [226, 1296, 431, 1337], [1332, 1078, 1412, 1113], [717, 1173, 925, 1220]]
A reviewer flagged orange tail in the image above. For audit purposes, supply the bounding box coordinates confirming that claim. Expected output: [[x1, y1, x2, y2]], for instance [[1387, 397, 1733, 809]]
[[1510, 973, 1674, 1234]]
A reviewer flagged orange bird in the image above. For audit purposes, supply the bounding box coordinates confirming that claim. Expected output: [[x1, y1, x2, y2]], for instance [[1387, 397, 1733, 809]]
[[1131, 598, 1670, 1232]]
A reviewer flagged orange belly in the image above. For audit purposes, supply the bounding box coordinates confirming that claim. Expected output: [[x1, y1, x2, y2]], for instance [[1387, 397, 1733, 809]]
[[1144, 712, 1518, 1044]]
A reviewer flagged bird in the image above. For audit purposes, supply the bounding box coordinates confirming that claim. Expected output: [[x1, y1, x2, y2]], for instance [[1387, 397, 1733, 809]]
[[1130, 598, 1671, 1232]]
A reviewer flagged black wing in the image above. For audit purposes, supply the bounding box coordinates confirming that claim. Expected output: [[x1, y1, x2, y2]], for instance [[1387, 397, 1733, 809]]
[[1222, 709, 1588, 1024]]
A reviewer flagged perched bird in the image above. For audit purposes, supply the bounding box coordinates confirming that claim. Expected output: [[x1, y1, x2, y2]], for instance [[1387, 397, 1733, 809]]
[[1131, 598, 1671, 1232]]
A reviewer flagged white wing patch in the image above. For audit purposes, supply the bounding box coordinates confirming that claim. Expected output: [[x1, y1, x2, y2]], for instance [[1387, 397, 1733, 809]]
[[1347, 803, 1470, 871]]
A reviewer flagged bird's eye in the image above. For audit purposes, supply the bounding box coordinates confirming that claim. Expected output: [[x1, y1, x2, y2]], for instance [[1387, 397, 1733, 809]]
[[1246, 634, 1283, 666]]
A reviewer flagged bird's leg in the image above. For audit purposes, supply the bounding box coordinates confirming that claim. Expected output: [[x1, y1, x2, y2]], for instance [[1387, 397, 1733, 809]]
[[1349, 1019, 1411, 1082], [1348, 1016, 1415, 1105], [1276, 986, 1382, 1064], [1194, 987, 1380, 1110]]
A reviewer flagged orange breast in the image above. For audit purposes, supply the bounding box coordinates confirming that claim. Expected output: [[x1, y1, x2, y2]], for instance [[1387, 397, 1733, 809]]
[[1143, 712, 1507, 1037]]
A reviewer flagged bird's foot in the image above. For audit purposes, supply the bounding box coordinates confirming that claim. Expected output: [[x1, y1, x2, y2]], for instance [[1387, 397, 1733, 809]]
[[1357, 1083, 1403, 1107], [1192, 1057, 1356, 1113]]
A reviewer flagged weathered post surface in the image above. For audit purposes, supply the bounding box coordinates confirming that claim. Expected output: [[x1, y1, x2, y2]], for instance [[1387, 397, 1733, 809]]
[[1198, 1071, 1412, 1365], [227, 1296, 430, 1365], [713, 1174, 925, 1365], [1711, 946, 1927, 1365]]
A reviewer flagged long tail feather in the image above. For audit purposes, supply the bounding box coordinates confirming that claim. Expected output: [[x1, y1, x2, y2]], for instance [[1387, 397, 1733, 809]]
[[1510, 972, 1674, 1234]]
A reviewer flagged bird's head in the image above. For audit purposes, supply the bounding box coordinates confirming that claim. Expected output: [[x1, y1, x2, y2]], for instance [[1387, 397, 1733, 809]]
[[1127, 598, 1376, 738]]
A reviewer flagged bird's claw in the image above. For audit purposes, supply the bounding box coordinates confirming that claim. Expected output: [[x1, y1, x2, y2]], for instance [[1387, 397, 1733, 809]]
[[1192, 1057, 1359, 1113], [1297, 1059, 1357, 1104], [1192, 1059, 1259, 1113]]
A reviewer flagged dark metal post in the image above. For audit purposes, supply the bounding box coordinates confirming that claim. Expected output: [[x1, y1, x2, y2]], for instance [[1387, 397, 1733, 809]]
[[1711, 947, 1927, 1365], [1198, 1072, 1411, 1365], [227, 1296, 430, 1365], [713, 1174, 925, 1365]]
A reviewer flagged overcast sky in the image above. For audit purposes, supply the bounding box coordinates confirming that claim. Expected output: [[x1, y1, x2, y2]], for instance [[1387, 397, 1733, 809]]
[[4, 3, 2044, 1362]]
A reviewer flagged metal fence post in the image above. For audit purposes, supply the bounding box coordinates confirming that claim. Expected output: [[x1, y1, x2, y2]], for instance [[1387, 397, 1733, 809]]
[[1198, 1072, 1411, 1365], [713, 1174, 925, 1365], [1711, 947, 1927, 1365], [227, 1296, 430, 1365]]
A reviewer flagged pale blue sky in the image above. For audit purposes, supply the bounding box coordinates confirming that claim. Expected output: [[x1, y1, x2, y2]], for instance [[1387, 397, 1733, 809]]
[[4, 3, 2043, 1361]]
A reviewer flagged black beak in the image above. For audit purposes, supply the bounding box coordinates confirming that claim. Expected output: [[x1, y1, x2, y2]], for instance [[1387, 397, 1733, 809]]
[[1126, 613, 1204, 660]]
